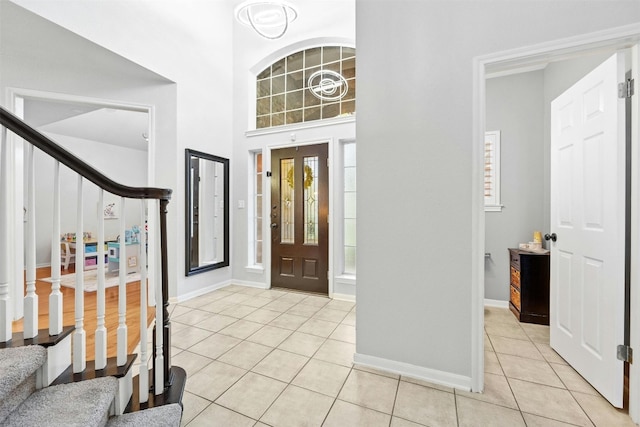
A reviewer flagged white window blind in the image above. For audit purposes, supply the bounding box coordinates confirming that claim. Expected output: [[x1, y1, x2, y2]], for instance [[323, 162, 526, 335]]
[[484, 130, 502, 211]]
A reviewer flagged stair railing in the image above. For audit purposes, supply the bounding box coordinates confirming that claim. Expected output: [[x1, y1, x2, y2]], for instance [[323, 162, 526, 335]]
[[0, 106, 174, 403]]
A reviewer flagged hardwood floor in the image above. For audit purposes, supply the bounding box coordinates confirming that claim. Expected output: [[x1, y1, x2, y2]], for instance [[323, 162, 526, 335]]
[[12, 265, 155, 360]]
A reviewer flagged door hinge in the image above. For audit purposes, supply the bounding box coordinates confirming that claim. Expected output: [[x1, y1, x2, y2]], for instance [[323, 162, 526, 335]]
[[617, 344, 633, 363], [266, 171, 272, 177], [618, 78, 634, 99]]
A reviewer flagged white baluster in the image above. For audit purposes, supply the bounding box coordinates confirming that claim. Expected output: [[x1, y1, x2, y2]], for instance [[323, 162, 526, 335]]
[[139, 199, 149, 403], [49, 160, 62, 336], [154, 200, 164, 394], [24, 144, 37, 339], [95, 189, 107, 370], [117, 196, 127, 366], [73, 175, 86, 373], [0, 126, 12, 342]]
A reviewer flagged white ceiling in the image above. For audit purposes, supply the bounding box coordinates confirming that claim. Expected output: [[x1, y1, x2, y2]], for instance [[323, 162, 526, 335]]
[[24, 98, 149, 152]]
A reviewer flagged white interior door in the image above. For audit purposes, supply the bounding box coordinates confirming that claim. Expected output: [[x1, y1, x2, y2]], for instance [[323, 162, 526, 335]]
[[550, 52, 626, 407]]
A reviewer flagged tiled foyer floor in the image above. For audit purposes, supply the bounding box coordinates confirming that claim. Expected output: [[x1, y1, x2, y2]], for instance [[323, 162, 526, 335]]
[[169, 285, 636, 426]]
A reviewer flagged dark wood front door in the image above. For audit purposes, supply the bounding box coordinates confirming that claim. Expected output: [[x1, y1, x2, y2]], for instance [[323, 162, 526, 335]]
[[271, 144, 328, 294]]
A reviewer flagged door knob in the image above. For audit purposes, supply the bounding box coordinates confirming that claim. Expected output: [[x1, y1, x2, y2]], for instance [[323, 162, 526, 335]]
[[271, 223, 278, 229], [544, 233, 557, 242]]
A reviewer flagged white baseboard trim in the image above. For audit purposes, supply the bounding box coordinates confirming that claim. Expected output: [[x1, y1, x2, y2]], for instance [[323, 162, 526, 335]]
[[332, 292, 355, 302], [353, 352, 472, 391], [484, 298, 509, 308], [175, 279, 233, 303], [231, 280, 269, 289]]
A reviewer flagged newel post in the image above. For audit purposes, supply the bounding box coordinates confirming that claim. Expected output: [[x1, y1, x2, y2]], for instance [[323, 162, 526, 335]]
[[159, 198, 172, 388]]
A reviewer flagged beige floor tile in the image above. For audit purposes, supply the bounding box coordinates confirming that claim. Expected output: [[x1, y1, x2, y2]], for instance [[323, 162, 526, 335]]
[[180, 391, 210, 426], [218, 319, 264, 340], [390, 417, 425, 427], [572, 391, 636, 426], [185, 360, 247, 401], [485, 322, 529, 341], [508, 378, 593, 426], [534, 343, 568, 365], [172, 350, 214, 377], [490, 335, 545, 360], [278, 292, 309, 303], [189, 333, 242, 359], [338, 369, 398, 414], [300, 295, 331, 307], [187, 403, 255, 427], [355, 364, 400, 380], [178, 295, 218, 309], [456, 395, 525, 427], [220, 293, 253, 304], [485, 351, 503, 375], [484, 307, 520, 324], [497, 353, 564, 388], [262, 299, 297, 312], [325, 299, 356, 312], [171, 327, 214, 350], [277, 331, 326, 357], [522, 412, 588, 427], [292, 359, 351, 397], [260, 385, 334, 427], [550, 363, 599, 395], [198, 299, 236, 314], [313, 339, 355, 367], [217, 340, 273, 370], [243, 308, 282, 324], [240, 296, 273, 308], [298, 318, 339, 338], [246, 325, 293, 347], [287, 303, 321, 317], [313, 307, 349, 323], [341, 311, 356, 326], [223, 284, 249, 293], [323, 399, 391, 427], [484, 332, 494, 352], [193, 314, 238, 332], [218, 304, 258, 319], [520, 322, 551, 343], [393, 381, 457, 427], [455, 372, 518, 409], [171, 305, 193, 318], [399, 376, 452, 393], [215, 372, 287, 420], [329, 324, 356, 344], [173, 309, 214, 326], [269, 313, 309, 330], [251, 348, 309, 382], [237, 286, 266, 295]]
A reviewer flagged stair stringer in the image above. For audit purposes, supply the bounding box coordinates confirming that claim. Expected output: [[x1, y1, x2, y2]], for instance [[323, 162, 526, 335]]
[[37, 333, 71, 388]]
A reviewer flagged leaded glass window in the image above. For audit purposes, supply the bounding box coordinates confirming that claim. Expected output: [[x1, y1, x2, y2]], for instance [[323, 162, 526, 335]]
[[256, 46, 356, 129]]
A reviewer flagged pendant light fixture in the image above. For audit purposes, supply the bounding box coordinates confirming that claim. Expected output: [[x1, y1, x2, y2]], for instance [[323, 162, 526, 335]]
[[235, 1, 298, 40]]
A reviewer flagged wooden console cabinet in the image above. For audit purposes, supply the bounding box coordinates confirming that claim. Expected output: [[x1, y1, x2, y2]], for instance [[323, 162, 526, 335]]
[[508, 248, 550, 325]]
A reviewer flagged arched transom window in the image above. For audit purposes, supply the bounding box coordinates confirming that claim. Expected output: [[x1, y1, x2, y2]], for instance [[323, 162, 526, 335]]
[[256, 46, 355, 129]]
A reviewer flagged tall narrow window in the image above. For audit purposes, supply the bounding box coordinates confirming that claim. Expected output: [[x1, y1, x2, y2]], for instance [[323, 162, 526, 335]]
[[484, 130, 502, 212], [343, 142, 356, 274], [303, 156, 319, 245], [254, 153, 263, 264], [280, 158, 295, 243]]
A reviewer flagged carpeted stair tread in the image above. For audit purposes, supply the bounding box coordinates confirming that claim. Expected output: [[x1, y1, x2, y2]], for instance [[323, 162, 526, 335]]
[[2, 376, 118, 427], [106, 403, 182, 426], [0, 346, 47, 423]]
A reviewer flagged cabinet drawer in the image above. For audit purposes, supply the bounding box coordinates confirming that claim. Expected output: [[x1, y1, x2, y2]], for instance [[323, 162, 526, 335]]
[[510, 285, 521, 311], [510, 266, 521, 289], [509, 250, 520, 270]]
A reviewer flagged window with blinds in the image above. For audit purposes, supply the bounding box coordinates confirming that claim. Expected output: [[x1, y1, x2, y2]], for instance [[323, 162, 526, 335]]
[[484, 130, 502, 211]]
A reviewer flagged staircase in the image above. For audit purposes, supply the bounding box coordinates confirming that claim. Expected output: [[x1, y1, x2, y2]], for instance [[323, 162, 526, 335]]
[[0, 345, 182, 426], [0, 106, 186, 423]]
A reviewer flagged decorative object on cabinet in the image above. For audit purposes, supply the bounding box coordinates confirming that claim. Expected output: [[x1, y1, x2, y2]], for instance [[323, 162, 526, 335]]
[[107, 242, 140, 275], [508, 248, 550, 325]]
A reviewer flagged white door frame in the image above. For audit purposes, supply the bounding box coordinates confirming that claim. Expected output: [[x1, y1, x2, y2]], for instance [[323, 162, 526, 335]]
[[5, 88, 158, 307], [264, 138, 335, 297], [472, 23, 640, 421]]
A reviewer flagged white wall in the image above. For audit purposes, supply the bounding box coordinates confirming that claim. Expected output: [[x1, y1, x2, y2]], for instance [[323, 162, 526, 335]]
[[355, 0, 640, 383], [6, 0, 235, 298], [32, 133, 146, 265]]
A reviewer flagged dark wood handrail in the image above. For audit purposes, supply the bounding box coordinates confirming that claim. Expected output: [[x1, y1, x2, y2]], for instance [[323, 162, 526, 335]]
[[0, 106, 172, 201]]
